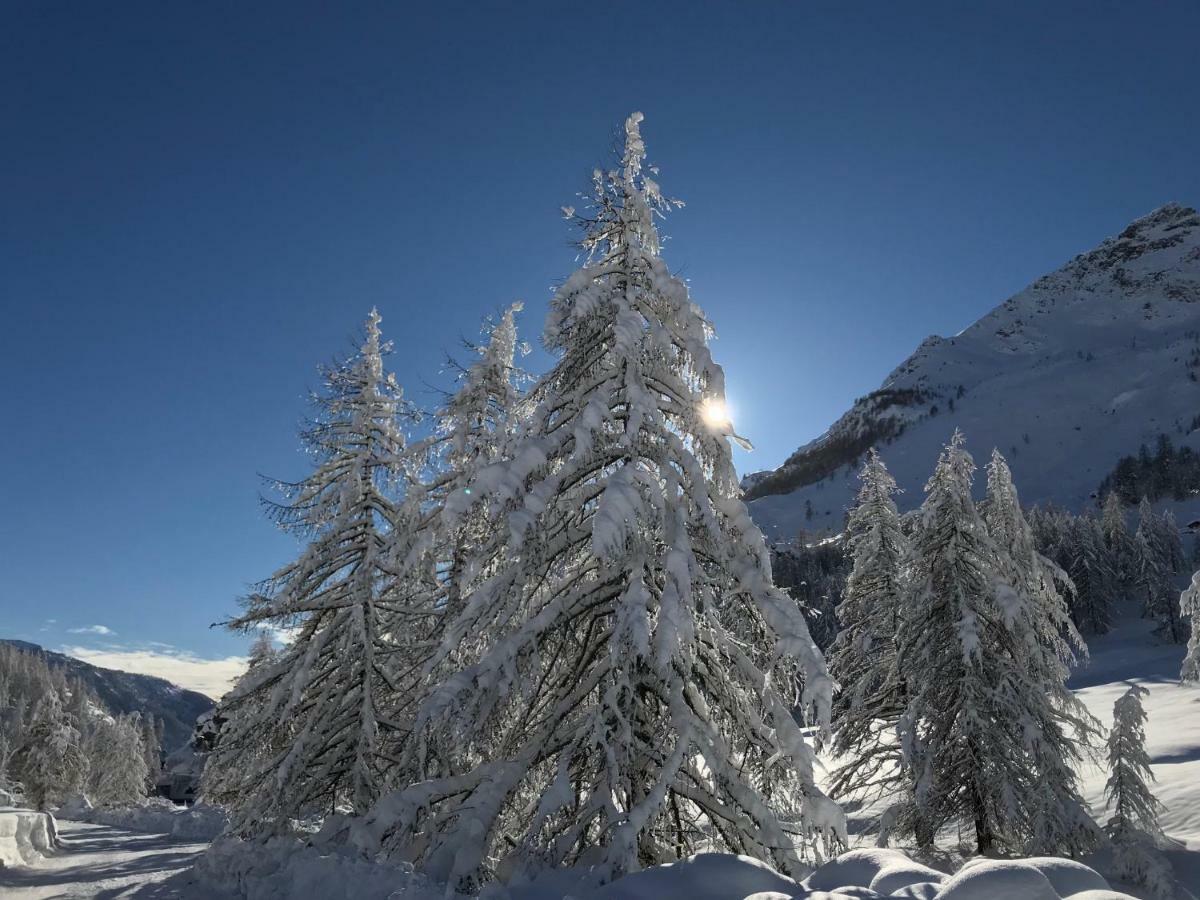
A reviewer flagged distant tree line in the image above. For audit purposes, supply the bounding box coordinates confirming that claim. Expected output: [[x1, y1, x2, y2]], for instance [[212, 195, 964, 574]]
[[1098, 432, 1200, 504]]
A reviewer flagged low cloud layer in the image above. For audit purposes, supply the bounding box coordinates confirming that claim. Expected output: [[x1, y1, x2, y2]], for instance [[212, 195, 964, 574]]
[[60, 644, 247, 699]]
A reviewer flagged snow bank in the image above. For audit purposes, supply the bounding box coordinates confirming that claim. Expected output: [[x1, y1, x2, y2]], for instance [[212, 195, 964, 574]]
[[0, 807, 59, 868], [190, 840, 1144, 899], [195, 835, 445, 900], [55, 795, 228, 841]]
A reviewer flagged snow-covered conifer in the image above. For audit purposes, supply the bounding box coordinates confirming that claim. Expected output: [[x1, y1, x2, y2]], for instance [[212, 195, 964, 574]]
[[1065, 514, 1118, 635], [209, 309, 419, 831], [898, 434, 1089, 854], [86, 713, 149, 806], [1101, 491, 1136, 588], [981, 450, 1100, 855], [352, 113, 841, 888], [1104, 684, 1174, 898], [10, 694, 87, 810], [828, 450, 909, 805], [1136, 498, 1186, 642], [1181, 570, 1200, 682]]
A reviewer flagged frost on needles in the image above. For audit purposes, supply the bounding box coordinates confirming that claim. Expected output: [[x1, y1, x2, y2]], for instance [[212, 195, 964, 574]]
[[346, 112, 843, 888]]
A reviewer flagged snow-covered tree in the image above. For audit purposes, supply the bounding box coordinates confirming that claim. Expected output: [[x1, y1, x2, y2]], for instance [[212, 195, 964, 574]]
[[10, 695, 87, 810], [86, 713, 149, 806], [140, 714, 162, 790], [981, 451, 1100, 855], [1136, 498, 1186, 642], [209, 309, 418, 831], [1064, 513, 1117, 636], [1104, 684, 1174, 898], [897, 434, 1093, 855], [1101, 491, 1136, 588], [1181, 571, 1200, 682], [827, 450, 909, 806], [351, 113, 841, 889]]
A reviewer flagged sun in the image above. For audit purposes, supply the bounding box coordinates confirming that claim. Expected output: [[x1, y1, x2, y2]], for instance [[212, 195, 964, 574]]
[[700, 397, 731, 430]]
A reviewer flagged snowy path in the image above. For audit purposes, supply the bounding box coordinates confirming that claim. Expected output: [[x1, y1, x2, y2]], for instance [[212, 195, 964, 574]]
[[0, 819, 228, 899]]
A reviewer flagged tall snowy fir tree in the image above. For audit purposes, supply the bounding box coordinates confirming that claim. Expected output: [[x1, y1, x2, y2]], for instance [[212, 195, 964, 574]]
[[1181, 570, 1200, 682], [1063, 513, 1117, 636], [980, 450, 1100, 855], [435, 302, 526, 629], [1104, 684, 1174, 898], [350, 113, 842, 889], [1101, 491, 1136, 589], [896, 433, 1092, 855], [207, 309, 418, 832], [1136, 498, 1186, 643], [827, 450, 909, 806]]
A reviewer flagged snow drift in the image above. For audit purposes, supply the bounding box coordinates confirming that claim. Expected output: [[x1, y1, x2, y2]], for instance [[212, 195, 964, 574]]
[[0, 807, 58, 868]]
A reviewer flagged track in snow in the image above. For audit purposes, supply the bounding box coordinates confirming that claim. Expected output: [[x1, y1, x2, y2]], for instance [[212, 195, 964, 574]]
[[0, 819, 227, 899]]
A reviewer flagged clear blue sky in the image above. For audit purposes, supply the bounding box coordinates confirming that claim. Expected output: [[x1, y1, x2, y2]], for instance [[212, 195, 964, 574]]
[[3, 1, 1199, 694]]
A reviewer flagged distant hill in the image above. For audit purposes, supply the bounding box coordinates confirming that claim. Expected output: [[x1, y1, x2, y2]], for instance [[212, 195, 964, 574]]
[[0, 639, 214, 752], [745, 203, 1200, 540]]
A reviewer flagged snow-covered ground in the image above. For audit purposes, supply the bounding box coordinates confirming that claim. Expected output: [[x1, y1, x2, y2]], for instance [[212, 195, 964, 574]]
[[0, 818, 224, 899], [1070, 607, 1200, 895]]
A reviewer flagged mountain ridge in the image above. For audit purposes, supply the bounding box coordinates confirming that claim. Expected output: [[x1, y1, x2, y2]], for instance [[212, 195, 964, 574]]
[[745, 203, 1200, 540]]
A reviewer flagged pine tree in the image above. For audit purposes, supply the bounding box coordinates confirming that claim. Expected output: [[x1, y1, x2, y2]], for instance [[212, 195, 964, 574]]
[[10, 694, 87, 810], [1104, 684, 1174, 898], [86, 713, 149, 806], [897, 433, 1091, 855], [1180, 570, 1200, 682], [351, 113, 841, 888], [140, 714, 162, 790], [828, 450, 909, 806], [1101, 491, 1136, 589], [1136, 498, 1186, 642], [1064, 514, 1117, 635], [209, 309, 417, 831], [981, 451, 1100, 856]]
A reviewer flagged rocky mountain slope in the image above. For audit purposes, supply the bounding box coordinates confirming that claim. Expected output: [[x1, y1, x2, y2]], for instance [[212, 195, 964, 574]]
[[0, 639, 214, 751], [745, 203, 1200, 541]]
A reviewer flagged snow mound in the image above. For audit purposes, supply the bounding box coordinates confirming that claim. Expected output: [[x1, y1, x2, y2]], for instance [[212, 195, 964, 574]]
[[803, 848, 913, 891], [585, 853, 802, 899], [868, 861, 947, 893], [0, 808, 59, 868], [1004, 857, 1111, 896]]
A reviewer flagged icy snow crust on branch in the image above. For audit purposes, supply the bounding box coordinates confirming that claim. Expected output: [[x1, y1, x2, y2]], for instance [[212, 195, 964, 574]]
[[350, 113, 841, 888]]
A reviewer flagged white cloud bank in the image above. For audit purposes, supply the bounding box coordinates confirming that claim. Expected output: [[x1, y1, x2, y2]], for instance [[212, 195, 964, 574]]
[[68, 624, 115, 636], [60, 644, 248, 700]]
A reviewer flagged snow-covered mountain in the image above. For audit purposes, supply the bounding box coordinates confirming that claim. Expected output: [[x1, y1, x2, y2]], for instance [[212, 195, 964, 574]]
[[0, 639, 214, 752], [745, 203, 1200, 541]]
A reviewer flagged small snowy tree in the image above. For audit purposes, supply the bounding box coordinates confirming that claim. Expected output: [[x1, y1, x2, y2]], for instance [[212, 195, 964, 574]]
[[86, 714, 149, 806], [981, 451, 1101, 855], [1104, 684, 1174, 898], [209, 309, 417, 831], [828, 450, 909, 806], [351, 113, 841, 889], [1181, 571, 1200, 682]]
